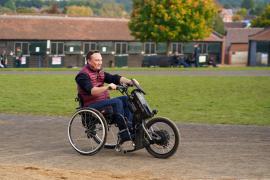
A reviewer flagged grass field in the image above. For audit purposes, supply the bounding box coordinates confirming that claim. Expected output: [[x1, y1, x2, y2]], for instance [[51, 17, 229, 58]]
[[0, 73, 269, 125], [1, 66, 270, 72]]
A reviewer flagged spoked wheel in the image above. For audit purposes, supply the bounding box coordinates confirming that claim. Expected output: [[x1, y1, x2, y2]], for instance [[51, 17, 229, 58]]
[[145, 117, 180, 159], [68, 108, 107, 155]]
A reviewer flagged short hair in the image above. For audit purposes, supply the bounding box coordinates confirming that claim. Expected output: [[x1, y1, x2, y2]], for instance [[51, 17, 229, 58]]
[[86, 50, 100, 61]]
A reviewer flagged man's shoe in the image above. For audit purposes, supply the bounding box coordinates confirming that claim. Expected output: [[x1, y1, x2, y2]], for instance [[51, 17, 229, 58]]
[[118, 129, 133, 145]]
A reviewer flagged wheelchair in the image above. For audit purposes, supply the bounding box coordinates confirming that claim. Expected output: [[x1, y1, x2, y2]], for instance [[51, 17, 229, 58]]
[[68, 79, 180, 158]]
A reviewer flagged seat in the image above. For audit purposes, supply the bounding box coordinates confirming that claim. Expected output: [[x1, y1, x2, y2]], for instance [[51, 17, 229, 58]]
[[75, 95, 115, 124]]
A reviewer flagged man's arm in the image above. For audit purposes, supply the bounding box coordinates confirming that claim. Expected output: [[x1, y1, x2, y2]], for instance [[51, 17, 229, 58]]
[[75, 73, 93, 94], [76, 73, 115, 95], [120, 77, 132, 85], [91, 84, 115, 95]]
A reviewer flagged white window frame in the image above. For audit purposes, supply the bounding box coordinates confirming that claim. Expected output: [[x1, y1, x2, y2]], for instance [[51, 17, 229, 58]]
[[83, 42, 98, 55], [115, 42, 128, 55], [171, 43, 183, 54], [144, 42, 156, 55], [199, 43, 208, 54], [14, 42, 30, 56], [50, 42, 64, 56]]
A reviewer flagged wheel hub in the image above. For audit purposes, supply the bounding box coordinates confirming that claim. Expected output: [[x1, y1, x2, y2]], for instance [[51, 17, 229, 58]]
[[153, 130, 170, 146]]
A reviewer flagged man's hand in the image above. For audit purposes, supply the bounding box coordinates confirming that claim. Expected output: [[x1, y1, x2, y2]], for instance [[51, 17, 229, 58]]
[[108, 83, 117, 90], [132, 79, 139, 86], [120, 77, 140, 86], [120, 77, 132, 86], [126, 79, 133, 86]]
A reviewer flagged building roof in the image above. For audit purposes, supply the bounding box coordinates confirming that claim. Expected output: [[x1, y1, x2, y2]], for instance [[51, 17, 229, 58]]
[[225, 28, 264, 48], [0, 15, 133, 41], [201, 31, 224, 42], [249, 28, 270, 41], [224, 22, 246, 29], [0, 15, 223, 42]]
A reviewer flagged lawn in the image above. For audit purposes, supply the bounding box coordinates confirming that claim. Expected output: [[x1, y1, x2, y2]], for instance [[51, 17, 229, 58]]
[[0, 74, 269, 126], [0, 66, 270, 72]]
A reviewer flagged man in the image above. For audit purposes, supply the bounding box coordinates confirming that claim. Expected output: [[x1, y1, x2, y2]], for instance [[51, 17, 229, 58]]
[[75, 50, 134, 144], [193, 44, 200, 67], [15, 47, 22, 68], [0, 50, 8, 68]]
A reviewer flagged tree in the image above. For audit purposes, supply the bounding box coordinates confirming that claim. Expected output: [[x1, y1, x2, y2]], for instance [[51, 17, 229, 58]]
[[241, 0, 254, 10], [213, 14, 225, 35], [15, 0, 44, 9], [0, 6, 13, 14], [251, 4, 270, 27], [65, 5, 93, 16], [232, 14, 243, 22], [4, 0, 16, 11], [42, 3, 61, 14], [223, 3, 232, 9], [251, 2, 268, 16], [237, 8, 248, 17], [115, 0, 133, 12], [99, 3, 127, 17], [129, 0, 217, 55], [232, 8, 247, 21], [16, 7, 36, 14]]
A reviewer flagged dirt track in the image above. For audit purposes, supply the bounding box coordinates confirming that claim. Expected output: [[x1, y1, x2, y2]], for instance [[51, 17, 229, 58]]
[[0, 113, 269, 179]]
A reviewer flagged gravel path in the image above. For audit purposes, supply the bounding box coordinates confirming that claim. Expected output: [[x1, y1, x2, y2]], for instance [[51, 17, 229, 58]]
[[0, 113, 269, 179]]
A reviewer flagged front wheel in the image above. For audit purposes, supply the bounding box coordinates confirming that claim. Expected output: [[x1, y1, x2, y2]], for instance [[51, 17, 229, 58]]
[[145, 117, 180, 159]]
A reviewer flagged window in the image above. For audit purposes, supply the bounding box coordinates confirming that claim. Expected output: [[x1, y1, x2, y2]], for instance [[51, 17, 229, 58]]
[[157, 43, 167, 54], [0, 41, 6, 48], [15, 42, 29, 55], [171, 43, 183, 54], [115, 42, 128, 54], [128, 42, 142, 54], [98, 42, 113, 54], [51, 42, 64, 55], [144, 42, 156, 54], [257, 41, 269, 53], [199, 43, 208, 54], [208, 43, 221, 53], [84, 42, 97, 55]]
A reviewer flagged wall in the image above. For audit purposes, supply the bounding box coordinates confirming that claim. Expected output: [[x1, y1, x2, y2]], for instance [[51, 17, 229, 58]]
[[229, 43, 248, 65]]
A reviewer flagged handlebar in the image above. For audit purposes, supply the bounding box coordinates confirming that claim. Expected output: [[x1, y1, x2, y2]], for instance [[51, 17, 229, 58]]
[[116, 83, 131, 91], [108, 78, 145, 94], [108, 84, 129, 91]]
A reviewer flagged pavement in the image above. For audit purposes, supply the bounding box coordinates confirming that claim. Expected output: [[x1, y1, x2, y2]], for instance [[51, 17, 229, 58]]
[[0, 113, 269, 179]]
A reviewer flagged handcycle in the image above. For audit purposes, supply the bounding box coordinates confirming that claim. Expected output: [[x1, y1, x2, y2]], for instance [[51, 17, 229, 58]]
[[68, 79, 180, 158]]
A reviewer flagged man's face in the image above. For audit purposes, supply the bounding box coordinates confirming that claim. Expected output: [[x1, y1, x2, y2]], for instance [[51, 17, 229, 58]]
[[88, 53, 102, 70]]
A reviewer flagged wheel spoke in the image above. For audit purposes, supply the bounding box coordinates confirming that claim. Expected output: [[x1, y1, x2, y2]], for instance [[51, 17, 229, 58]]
[[68, 109, 107, 155], [145, 117, 180, 158]]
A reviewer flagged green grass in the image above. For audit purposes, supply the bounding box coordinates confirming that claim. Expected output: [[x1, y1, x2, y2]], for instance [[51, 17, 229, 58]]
[[0, 74, 269, 126], [0, 66, 270, 72]]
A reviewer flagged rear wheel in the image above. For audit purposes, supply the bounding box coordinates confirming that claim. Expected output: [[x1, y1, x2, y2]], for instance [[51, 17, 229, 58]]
[[68, 108, 107, 155], [145, 117, 180, 159]]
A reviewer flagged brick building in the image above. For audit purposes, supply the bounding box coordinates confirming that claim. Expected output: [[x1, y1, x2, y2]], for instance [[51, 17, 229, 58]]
[[225, 28, 263, 65], [0, 15, 225, 68], [249, 28, 270, 66]]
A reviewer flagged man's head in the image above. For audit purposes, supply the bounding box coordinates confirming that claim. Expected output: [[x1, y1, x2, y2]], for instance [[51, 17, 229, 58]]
[[86, 50, 102, 71]]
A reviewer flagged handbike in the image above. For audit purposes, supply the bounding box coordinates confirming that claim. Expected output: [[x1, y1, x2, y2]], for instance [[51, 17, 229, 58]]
[[68, 79, 180, 158]]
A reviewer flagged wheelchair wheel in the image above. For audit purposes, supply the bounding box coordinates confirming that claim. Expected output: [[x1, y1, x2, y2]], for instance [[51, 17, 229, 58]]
[[145, 117, 180, 159], [68, 108, 108, 155]]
